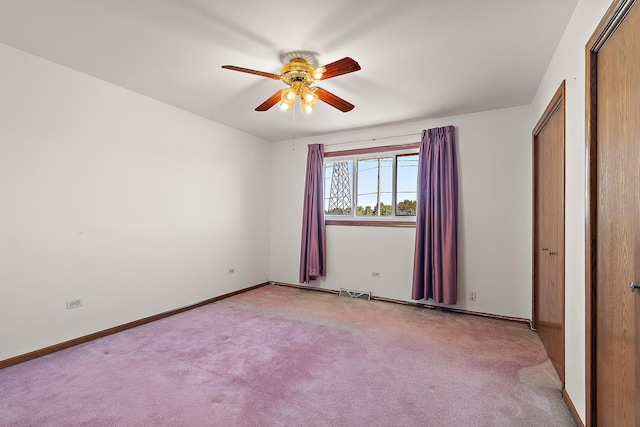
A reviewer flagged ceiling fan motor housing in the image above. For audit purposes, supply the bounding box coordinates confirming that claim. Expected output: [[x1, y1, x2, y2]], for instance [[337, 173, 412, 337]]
[[280, 58, 317, 87]]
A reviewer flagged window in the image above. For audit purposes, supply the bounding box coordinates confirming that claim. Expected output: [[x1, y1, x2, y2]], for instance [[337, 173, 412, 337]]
[[324, 144, 419, 226], [395, 154, 419, 216]]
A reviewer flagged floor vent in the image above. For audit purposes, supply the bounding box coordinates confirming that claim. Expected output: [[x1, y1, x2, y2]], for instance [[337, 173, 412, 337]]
[[339, 288, 372, 300]]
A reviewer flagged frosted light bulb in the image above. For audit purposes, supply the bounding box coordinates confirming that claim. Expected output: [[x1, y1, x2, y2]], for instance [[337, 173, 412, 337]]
[[282, 88, 296, 102], [301, 100, 313, 114], [285, 91, 296, 102], [279, 100, 293, 112], [303, 90, 318, 103]]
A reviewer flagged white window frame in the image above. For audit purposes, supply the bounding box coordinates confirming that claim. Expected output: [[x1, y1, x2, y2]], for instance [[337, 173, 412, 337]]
[[323, 143, 419, 227]]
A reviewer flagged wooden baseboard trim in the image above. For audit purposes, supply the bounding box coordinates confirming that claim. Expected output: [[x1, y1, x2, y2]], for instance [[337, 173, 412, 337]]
[[271, 281, 339, 295], [374, 296, 531, 325], [0, 282, 269, 370], [271, 281, 531, 326], [562, 388, 584, 427]]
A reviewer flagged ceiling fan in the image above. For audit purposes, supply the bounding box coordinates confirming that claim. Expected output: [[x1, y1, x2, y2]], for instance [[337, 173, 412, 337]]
[[222, 56, 361, 114]]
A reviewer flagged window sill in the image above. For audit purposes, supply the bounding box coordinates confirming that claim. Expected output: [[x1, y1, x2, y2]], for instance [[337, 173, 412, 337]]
[[325, 219, 416, 228]]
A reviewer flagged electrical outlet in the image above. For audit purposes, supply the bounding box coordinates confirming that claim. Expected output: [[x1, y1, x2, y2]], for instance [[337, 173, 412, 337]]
[[228, 268, 235, 274], [66, 299, 83, 309], [371, 272, 380, 278], [468, 291, 477, 302]]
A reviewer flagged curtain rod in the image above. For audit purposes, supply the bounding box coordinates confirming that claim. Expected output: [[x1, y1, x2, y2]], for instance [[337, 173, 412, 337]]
[[323, 131, 422, 147]]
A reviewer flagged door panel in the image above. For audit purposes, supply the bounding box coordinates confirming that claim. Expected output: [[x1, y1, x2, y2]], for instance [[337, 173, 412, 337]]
[[595, 1, 640, 424], [533, 83, 565, 383]]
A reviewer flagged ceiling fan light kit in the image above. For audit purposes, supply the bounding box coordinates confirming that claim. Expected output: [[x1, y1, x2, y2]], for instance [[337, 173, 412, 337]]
[[222, 56, 361, 114], [279, 81, 319, 113]]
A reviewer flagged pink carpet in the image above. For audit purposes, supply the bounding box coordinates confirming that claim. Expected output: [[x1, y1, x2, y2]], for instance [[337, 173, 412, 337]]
[[0, 284, 575, 426]]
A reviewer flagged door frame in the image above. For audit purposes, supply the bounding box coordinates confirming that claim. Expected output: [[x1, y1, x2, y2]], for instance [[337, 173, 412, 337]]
[[531, 81, 566, 383], [585, 0, 637, 425]]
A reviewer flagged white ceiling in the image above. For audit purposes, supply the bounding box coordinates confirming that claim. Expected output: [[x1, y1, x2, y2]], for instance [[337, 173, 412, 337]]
[[0, 0, 578, 142]]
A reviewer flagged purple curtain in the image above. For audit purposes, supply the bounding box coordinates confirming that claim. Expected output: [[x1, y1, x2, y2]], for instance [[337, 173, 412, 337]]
[[412, 126, 458, 304], [299, 144, 327, 283]]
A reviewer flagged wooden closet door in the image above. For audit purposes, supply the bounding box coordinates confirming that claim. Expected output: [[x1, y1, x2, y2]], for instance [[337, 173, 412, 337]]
[[593, 1, 640, 424], [532, 82, 565, 383]]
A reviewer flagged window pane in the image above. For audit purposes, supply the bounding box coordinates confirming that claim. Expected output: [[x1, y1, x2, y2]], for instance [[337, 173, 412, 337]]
[[356, 159, 377, 216], [324, 160, 353, 215], [356, 157, 393, 217], [379, 158, 393, 216], [396, 154, 418, 216]]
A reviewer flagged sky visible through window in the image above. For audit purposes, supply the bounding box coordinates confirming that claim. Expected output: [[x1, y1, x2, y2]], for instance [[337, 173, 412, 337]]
[[357, 158, 393, 210]]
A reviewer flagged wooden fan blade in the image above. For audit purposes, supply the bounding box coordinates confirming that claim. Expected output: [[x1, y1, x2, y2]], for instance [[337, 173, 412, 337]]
[[314, 87, 354, 112], [255, 90, 284, 111], [315, 57, 361, 80], [221, 65, 281, 80]]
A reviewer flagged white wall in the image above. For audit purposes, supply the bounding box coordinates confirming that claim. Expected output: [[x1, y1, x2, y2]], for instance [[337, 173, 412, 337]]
[[0, 43, 271, 361], [270, 105, 532, 319], [529, 0, 612, 422]]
